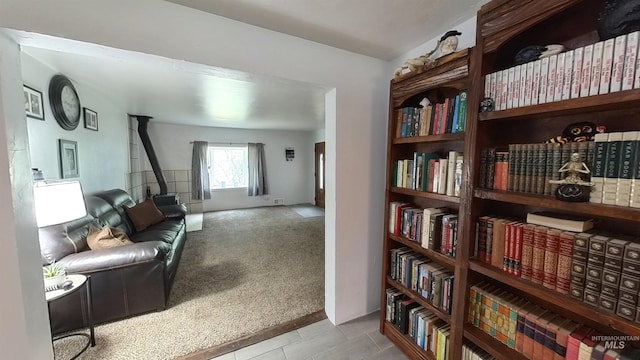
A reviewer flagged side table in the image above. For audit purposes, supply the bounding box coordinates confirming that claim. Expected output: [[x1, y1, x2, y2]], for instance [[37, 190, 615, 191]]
[[46, 274, 95, 359]]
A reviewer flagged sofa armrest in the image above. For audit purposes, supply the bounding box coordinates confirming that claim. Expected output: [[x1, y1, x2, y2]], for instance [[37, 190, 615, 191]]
[[157, 203, 187, 221], [57, 241, 171, 274]]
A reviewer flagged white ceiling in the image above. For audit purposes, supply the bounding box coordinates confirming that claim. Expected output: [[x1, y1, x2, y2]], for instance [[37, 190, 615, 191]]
[[165, 0, 486, 60], [13, 1, 486, 131]]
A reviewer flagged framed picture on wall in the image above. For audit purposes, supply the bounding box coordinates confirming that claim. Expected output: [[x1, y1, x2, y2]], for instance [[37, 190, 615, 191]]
[[59, 139, 79, 178], [24, 85, 44, 120], [83, 108, 98, 131]]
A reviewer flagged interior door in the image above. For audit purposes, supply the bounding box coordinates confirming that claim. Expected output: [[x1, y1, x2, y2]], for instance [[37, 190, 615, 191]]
[[314, 142, 325, 209]]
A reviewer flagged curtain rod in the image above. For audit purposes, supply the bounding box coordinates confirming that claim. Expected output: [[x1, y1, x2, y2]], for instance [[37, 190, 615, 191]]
[[189, 141, 253, 145]]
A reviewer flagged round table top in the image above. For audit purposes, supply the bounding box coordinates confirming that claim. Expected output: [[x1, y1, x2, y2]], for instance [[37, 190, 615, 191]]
[[45, 274, 87, 302]]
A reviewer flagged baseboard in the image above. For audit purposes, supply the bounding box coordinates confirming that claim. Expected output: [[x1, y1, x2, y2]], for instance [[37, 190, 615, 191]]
[[174, 310, 327, 360]]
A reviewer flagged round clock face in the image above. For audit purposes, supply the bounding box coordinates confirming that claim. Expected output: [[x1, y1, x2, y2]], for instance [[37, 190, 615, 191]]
[[49, 74, 81, 130]]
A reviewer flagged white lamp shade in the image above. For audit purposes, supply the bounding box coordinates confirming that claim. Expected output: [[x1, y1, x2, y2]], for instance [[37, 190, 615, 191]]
[[34, 180, 87, 227]]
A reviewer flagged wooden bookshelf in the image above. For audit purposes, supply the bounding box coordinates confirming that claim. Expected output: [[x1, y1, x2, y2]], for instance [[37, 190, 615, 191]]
[[462, 325, 527, 360], [383, 322, 435, 360], [381, 45, 473, 360], [469, 260, 640, 336], [381, 1, 640, 359], [393, 132, 465, 145], [391, 187, 461, 204], [386, 277, 451, 322], [474, 189, 640, 221], [388, 234, 456, 268]]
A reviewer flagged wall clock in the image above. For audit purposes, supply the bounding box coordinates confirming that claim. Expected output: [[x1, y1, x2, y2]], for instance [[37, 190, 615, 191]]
[[48, 74, 81, 130]]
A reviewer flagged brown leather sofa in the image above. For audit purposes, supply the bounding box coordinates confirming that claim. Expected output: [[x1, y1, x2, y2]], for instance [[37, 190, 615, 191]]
[[39, 189, 187, 334]]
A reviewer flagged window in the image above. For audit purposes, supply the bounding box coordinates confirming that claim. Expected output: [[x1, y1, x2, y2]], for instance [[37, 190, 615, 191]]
[[208, 146, 248, 190]]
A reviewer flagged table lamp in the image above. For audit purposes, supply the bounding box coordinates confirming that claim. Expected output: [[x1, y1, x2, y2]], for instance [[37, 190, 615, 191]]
[[33, 180, 87, 228]]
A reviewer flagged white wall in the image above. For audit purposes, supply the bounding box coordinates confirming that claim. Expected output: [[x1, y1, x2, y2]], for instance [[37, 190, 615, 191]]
[[143, 121, 314, 211], [0, 33, 54, 360], [387, 16, 479, 76], [21, 54, 128, 194]]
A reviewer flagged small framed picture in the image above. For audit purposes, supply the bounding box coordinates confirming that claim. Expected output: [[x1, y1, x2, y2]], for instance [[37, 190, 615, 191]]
[[83, 108, 98, 131], [24, 85, 44, 120], [59, 139, 79, 178]]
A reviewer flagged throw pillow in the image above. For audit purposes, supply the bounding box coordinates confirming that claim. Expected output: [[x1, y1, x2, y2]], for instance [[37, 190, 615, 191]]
[[124, 200, 166, 232], [86, 226, 133, 250]]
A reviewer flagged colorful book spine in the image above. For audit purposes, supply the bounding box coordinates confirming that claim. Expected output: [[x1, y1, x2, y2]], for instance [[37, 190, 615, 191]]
[[556, 231, 575, 295], [543, 228, 561, 289], [531, 225, 548, 284], [521, 223, 535, 280]]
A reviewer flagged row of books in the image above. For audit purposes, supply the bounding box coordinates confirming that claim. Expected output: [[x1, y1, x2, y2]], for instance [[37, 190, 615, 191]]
[[475, 212, 594, 291], [468, 282, 640, 360], [591, 131, 640, 207], [462, 344, 496, 360], [475, 212, 640, 324], [393, 151, 463, 197], [389, 247, 454, 313], [483, 31, 640, 111], [384, 290, 451, 359], [395, 90, 468, 137], [478, 141, 594, 195], [568, 231, 640, 324], [389, 203, 458, 258]]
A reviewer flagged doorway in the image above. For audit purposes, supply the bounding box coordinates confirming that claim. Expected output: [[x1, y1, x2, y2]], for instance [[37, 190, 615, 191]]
[[314, 142, 325, 209]]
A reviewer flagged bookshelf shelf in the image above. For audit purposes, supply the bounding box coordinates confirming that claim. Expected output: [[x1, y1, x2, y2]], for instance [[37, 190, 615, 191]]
[[391, 187, 461, 204], [383, 322, 435, 360], [474, 189, 640, 221], [393, 133, 465, 145], [462, 324, 528, 360], [387, 277, 452, 323], [388, 233, 456, 268], [469, 260, 640, 336], [478, 88, 640, 122]]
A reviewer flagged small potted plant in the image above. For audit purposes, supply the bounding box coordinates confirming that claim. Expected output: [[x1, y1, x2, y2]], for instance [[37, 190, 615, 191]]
[[43, 262, 66, 288]]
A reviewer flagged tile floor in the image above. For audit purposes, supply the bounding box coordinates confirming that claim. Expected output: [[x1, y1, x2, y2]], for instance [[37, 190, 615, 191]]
[[209, 312, 408, 360]]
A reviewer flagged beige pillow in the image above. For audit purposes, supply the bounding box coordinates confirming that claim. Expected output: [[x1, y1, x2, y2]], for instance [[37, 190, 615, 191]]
[[87, 226, 133, 250], [124, 200, 166, 232]]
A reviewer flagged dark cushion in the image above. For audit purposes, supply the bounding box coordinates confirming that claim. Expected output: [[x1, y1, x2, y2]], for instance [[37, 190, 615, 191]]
[[124, 200, 166, 232]]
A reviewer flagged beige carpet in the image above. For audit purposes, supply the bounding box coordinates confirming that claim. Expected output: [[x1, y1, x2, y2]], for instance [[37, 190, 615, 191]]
[[53, 206, 325, 359]]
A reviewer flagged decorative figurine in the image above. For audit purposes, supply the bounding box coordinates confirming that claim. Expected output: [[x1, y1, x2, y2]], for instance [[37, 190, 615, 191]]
[[479, 97, 495, 112], [549, 152, 594, 202], [514, 44, 565, 65], [394, 30, 462, 78], [547, 121, 603, 144]]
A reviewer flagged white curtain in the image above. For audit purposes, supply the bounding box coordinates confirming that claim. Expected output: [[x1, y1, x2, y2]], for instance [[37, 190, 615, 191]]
[[191, 141, 211, 200], [248, 142, 268, 196]]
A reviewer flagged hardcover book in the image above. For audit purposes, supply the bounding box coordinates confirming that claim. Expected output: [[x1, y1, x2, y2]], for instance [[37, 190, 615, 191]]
[[571, 47, 583, 99], [526, 211, 594, 232], [562, 50, 573, 100], [554, 52, 565, 102], [539, 57, 550, 103]]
